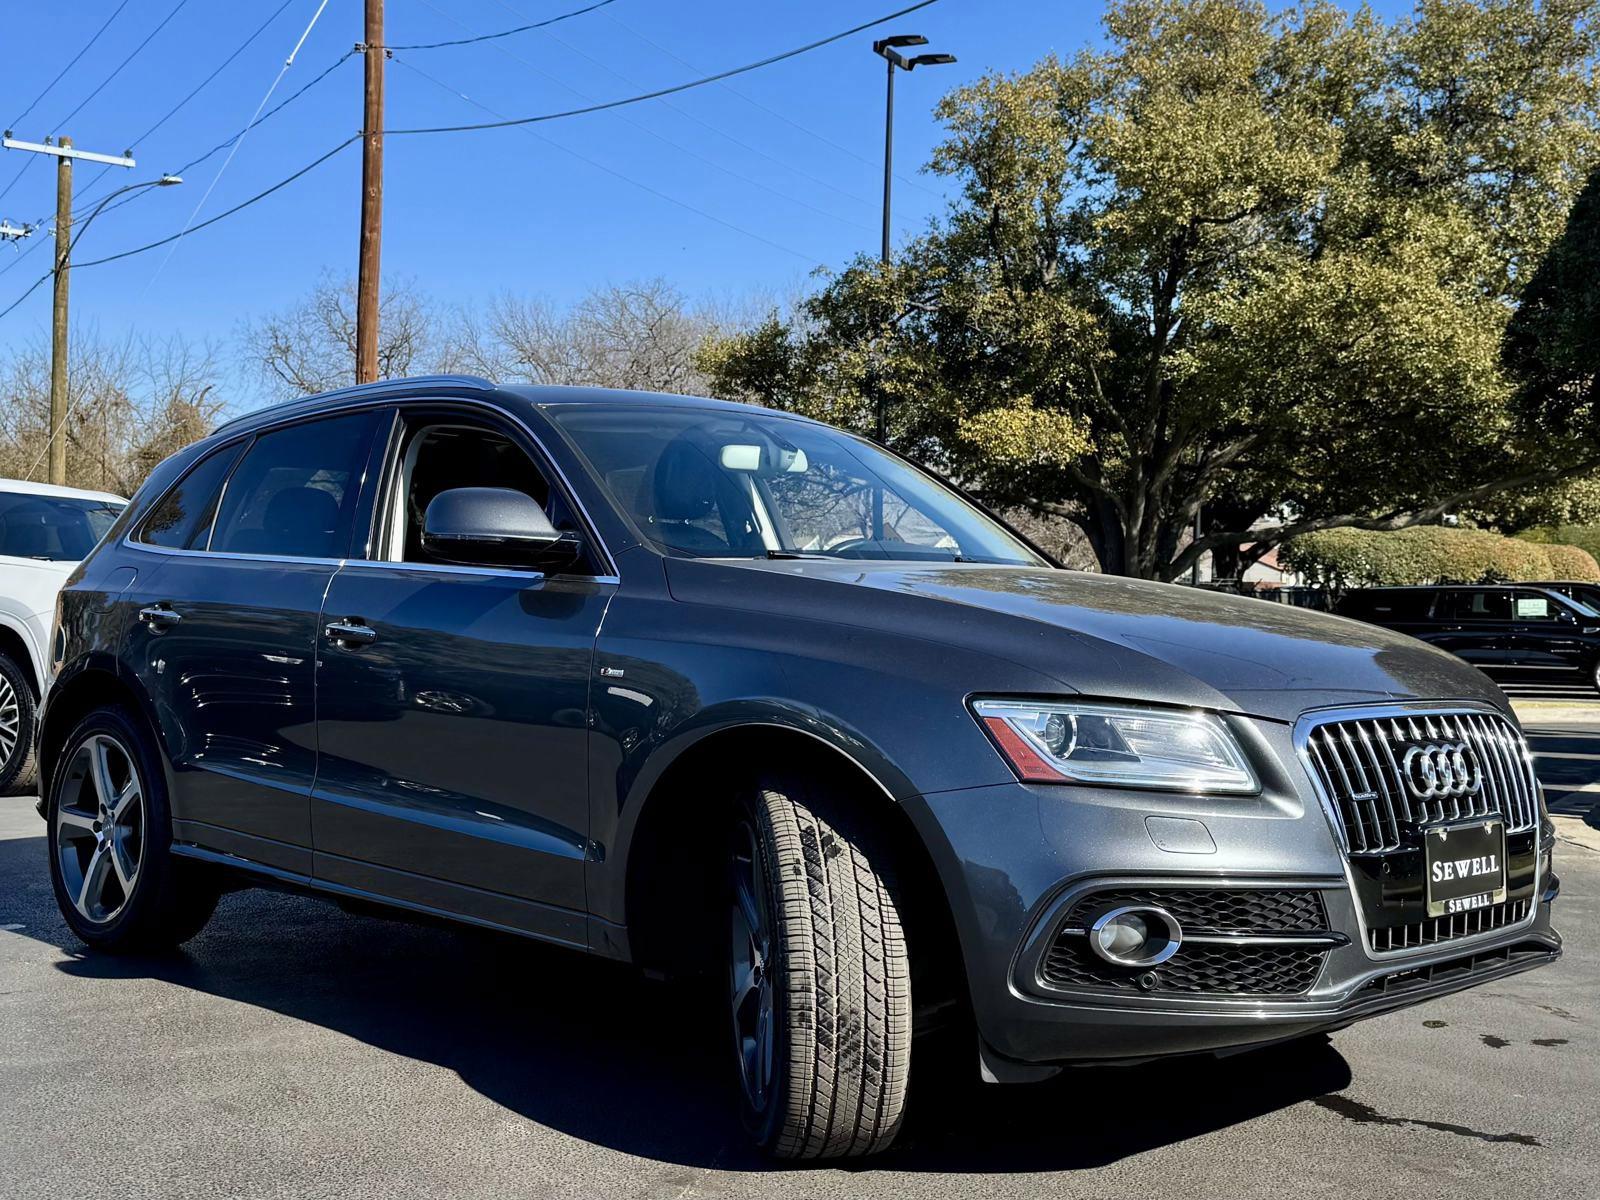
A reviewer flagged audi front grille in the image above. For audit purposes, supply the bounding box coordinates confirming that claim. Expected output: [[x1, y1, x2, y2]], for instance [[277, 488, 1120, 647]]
[[1302, 710, 1540, 855]]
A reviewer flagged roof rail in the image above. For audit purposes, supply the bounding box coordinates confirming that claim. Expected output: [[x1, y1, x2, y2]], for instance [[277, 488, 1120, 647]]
[[214, 374, 497, 433]]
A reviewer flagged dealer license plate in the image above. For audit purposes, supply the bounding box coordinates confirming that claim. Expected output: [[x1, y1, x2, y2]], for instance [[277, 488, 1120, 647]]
[[1424, 819, 1507, 919]]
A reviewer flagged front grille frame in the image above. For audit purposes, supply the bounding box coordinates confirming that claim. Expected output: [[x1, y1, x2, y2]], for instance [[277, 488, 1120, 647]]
[[1295, 702, 1546, 961]]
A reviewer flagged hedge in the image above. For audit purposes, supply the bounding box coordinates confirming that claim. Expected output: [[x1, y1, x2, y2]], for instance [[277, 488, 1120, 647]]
[[1278, 525, 1600, 588]]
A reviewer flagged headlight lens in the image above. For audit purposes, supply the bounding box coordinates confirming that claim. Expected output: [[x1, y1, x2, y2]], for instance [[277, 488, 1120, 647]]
[[972, 699, 1260, 794]]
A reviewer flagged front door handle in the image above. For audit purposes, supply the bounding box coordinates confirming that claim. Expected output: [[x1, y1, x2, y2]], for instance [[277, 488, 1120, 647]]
[[325, 619, 377, 648], [138, 604, 182, 632]]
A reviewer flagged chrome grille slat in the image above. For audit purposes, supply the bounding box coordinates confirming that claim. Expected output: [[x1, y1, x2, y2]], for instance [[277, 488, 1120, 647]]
[[1303, 709, 1539, 857]]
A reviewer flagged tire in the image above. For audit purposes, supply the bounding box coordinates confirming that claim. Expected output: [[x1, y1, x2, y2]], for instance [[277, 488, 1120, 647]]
[[45, 706, 219, 952], [0, 651, 37, 795], [728, 780, 911, 1160]]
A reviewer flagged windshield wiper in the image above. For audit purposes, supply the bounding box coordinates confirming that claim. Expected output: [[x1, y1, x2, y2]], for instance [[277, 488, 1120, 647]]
[[764, 549, 831, 560]]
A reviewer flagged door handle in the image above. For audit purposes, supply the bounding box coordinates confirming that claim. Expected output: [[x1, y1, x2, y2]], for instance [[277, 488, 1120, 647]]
[[325, 619, 377, 648], [138, 604, 182, 632]]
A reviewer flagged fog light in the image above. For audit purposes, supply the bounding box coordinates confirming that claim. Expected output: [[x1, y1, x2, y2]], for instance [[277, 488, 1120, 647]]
[[1088, 906, 1181, 967]]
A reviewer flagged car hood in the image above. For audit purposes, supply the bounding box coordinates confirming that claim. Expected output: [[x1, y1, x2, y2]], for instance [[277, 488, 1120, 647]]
[[664, 559, 1508, 723]]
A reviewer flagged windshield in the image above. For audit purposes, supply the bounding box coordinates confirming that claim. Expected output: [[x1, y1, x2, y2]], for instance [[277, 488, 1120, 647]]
[[549, 406, 1045, 566], [0, 491, 124, 562]]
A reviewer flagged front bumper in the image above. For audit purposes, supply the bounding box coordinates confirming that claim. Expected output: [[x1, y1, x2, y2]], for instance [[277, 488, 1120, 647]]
[[909, 709, 1563, 1072]]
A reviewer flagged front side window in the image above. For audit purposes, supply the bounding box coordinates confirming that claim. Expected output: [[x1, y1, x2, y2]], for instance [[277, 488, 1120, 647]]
[[210, 413, 378, 559], [1512, 592, 1557, 621], [383, 420, 585, 568], [140, 442, 246, 550], [0, 492, 124, 561], [550, 405, 1043, 566]]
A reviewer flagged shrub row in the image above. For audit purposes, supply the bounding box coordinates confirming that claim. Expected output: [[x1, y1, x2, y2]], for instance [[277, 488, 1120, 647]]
[[1280, 526, 1600, 589]]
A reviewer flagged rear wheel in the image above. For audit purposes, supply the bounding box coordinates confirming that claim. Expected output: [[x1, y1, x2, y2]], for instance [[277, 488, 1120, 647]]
[[0, 651, 37, 795], [46, 708, 219, 951], [728, 780, 911, 1159]]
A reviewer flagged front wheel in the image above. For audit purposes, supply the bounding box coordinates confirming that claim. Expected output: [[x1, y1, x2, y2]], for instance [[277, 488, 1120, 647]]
[[729, 781, 911, 1159], [46, 708, 219, 951], [0, 651, 37, 795]]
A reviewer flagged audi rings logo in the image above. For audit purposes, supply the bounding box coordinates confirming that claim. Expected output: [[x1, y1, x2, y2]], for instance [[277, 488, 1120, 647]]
[[1401, 742, 1482, 800]]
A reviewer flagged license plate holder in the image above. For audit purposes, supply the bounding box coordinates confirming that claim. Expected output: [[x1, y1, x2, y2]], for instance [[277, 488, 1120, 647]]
[[1424, 818, 1507, 918]]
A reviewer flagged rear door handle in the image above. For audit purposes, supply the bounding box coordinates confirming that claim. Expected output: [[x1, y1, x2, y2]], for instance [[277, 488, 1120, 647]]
[[138, 604, 182, 631], [324, 619, 377, 648]]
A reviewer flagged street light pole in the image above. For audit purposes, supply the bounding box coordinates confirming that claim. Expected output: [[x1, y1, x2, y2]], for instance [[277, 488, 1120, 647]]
[[870, 35, 956, 444]]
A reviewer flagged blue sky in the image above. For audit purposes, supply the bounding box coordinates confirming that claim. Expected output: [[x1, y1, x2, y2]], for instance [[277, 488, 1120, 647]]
[[0, 0, 1105, 397]]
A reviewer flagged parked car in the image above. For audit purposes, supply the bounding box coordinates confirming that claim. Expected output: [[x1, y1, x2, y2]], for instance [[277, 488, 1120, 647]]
[[40, 377, 1560, 1159], [1336, 584, 1600, 692], [0, 479, 125, 792]]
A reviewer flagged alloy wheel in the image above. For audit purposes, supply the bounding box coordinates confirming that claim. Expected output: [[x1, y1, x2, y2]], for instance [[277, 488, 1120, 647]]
[[54, 734, 146, 924], [0, 673, 18, 772], [729, 817, 776, 1115]]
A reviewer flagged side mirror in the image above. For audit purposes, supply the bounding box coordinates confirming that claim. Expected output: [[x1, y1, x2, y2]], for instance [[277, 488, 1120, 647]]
[[422, 487, 583, 570]]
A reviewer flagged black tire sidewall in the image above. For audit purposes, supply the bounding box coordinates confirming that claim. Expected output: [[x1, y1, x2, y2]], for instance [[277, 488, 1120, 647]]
[[45, 706, 176, 949], [0, 651, 37, 794], [730, 790, 791, 1148]]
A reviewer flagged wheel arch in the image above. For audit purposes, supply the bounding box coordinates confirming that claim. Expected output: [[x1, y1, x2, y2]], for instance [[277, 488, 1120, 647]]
[[0, 615, 41, 696], [617, 720, 966, 1021], [38, 655, 170, 805]]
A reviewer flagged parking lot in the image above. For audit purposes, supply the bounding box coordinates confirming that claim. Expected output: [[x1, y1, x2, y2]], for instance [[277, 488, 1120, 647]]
[[0, 702, 1596, 1200]]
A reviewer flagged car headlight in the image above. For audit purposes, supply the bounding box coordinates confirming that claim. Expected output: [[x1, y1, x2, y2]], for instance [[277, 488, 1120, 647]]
[[971, 699, 1260, 794]]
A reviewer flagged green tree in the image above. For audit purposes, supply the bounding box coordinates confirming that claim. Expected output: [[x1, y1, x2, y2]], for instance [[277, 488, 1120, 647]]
[[699, 0, 1600, 579]]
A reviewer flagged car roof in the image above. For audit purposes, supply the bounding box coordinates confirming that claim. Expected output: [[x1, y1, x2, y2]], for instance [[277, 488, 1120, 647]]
[[215, 375, 822, 437], [0, 477, 127, 504]]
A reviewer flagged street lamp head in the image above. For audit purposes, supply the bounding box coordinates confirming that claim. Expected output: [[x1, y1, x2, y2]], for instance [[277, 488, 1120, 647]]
[[158, 175, 182, 186], [908, 53, 957, 68], [874, 34, 929, 53]]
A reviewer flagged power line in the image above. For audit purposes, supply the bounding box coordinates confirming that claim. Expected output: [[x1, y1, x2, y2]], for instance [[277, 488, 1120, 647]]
[[394, 56, 820, 263], [52, 0, 195, 133], [10, 0, 134, 127], [69, 0, 299, 215], [0, 136, 359, 327], [404, 0, 874, 234], [73, 50, 358, 225], [599, 6, 944, 200], [383, 0, 943, 136], [140, 0, 336, 297], [389, 0, 620, 51], [489, 0, 882, 213], [0, 0, 190, 209]]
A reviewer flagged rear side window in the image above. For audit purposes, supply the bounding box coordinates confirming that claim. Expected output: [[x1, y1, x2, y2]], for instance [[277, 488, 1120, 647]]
[[210, 413, 379, 559], [140, 443, 246, 549], [1339, 590, 1432, 621], [1437, 589, 1511, 621]]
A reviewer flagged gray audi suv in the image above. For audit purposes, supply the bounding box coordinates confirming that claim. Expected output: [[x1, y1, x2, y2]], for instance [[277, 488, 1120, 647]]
[[39, 376, 1561, 1159]]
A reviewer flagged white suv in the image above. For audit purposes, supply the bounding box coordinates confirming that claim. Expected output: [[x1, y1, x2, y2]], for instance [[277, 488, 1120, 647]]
[[0, 479, 125, 792]]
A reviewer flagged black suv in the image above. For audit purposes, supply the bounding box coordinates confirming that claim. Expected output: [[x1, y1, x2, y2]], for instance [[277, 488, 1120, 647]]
[[39, 377, 1559, 1159], [1337, 584, 1600, 692]]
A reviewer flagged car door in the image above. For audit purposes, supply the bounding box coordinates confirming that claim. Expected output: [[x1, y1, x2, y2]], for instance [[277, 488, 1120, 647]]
[[122, 410, 384, 875], [1504, 589, 1590, 679], [310, 406, 613, 945], [1420, 588, 1512, 670]]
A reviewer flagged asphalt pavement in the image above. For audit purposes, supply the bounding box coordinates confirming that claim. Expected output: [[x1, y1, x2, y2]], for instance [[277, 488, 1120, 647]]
[[1, 709, 1597, 1200]]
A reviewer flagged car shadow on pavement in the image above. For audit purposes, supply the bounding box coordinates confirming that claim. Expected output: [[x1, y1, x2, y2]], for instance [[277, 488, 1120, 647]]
[[5, 833, 1352, 1174]]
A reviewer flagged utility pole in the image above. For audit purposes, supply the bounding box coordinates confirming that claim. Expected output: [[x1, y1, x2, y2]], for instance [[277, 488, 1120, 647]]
[[356, 0, 386, 385], [2, 133, 136, 484], [50, 138, 72, 487]]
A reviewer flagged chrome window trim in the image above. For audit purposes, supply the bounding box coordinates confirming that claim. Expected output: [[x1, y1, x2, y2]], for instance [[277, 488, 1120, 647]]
[[1293, 700, 1544, 963], [119, 538, 619, 586], [121, 388, 622, 580]]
